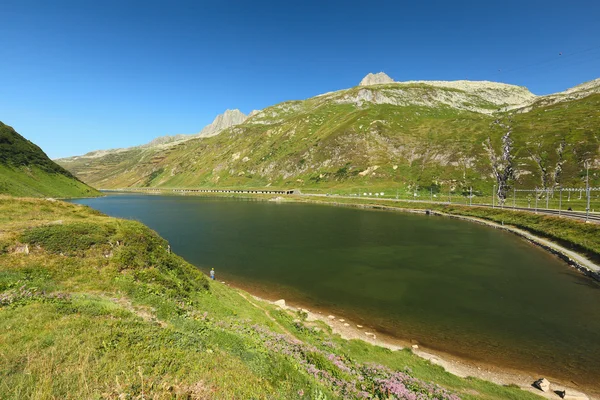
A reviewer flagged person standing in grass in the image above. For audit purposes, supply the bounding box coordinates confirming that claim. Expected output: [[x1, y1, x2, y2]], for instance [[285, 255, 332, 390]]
[[210, 268, 215, 280]]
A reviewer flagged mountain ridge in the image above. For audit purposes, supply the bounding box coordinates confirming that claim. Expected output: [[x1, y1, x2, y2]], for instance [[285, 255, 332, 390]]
[[56, 74, 600, 194], [59, 109, 251, 162], [0, 121, 100, 197], [59, 75, 600, 161]]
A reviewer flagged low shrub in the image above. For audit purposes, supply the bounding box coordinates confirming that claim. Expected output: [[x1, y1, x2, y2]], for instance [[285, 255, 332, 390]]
[[0, 239, 8, 255], [113, 221, 210, 294], [20, 222, 115, 255]]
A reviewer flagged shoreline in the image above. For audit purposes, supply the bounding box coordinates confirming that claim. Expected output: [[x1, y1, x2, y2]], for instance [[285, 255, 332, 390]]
[[235, 288, 597, 400], [95, 191, 599, 398], [209, 196, 600, 399], [101, 189, 600, 281], [291, 197, 600, 282]]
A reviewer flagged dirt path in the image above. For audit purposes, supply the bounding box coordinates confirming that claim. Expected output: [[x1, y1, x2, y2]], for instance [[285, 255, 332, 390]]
[[235, 291, 296, 339]]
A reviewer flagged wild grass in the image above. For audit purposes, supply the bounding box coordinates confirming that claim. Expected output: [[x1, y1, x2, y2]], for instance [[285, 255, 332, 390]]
[[0, 165, 100, 198], [0, 121, 100, 198]]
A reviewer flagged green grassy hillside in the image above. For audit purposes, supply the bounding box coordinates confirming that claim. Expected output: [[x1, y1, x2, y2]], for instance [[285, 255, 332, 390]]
[[0, 122, 100, 198], [57, 80, 599, 195], [0, 196, 546, 399]]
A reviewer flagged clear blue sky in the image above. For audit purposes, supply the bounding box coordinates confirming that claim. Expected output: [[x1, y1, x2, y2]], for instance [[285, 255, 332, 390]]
[[1, 0, 599, 158]]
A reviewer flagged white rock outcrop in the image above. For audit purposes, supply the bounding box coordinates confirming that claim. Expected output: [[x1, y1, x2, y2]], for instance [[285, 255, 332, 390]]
[[197, 109, 248, 138], [14, 244, 29, 254], [60, 109, 251, 164], [359, 72, 395, 86], [514, 77, 600, 112], [137, 109, 249, 149], [330, 79, 535, 115], [143, 109, 249, 148], [533, 378, 550, 392], [274, 299, 286, 308]]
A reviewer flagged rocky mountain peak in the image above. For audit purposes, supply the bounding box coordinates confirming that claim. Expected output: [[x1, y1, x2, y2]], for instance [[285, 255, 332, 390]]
[[197, 109, 248, 138], [359, 72, 395, 86], [222, 109, 245, 119]]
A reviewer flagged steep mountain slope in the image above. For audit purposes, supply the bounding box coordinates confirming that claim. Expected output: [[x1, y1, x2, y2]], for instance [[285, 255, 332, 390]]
[[0, 122, 99, 197], [57, 76, 599, 193], [513, 77, 600, 111]]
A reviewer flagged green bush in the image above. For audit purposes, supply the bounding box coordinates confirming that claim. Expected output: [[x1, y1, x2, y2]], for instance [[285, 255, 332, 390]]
[[20, 222, 115, 256], [0, 239, 9, 255], [113, 221, 210, 294]]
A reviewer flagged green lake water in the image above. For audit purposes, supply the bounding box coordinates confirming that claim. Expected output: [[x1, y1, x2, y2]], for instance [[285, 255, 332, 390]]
[[71, 194, 600, 388]]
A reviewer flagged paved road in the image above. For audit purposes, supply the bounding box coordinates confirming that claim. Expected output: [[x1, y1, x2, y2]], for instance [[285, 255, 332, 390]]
[[302, 193, 600, 223], [506, 205, 600, 223]]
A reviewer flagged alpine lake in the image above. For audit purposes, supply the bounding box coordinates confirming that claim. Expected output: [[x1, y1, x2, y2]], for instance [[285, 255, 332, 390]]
[[70, 194, 600, 390]]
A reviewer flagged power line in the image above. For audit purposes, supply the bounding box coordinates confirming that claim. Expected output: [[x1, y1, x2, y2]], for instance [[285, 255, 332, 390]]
[[490, 44, 600, 78]]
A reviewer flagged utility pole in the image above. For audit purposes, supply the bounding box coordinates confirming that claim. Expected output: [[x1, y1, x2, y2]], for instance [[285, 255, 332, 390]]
[[513, 187, 516, 209], [586, 161, 590, 222], [546, 189, 549, 209], [559, 186, 562, 216], [469, 187, 472, 206]]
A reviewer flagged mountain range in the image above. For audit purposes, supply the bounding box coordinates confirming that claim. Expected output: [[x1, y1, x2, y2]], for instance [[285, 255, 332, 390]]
[[56, 73, 600, 195]]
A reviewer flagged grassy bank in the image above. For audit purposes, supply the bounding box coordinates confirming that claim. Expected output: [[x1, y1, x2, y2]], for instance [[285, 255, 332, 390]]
[[0, 165, 100, 198], [0, 196, 545, 399], [0, 122, 100, 198]]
